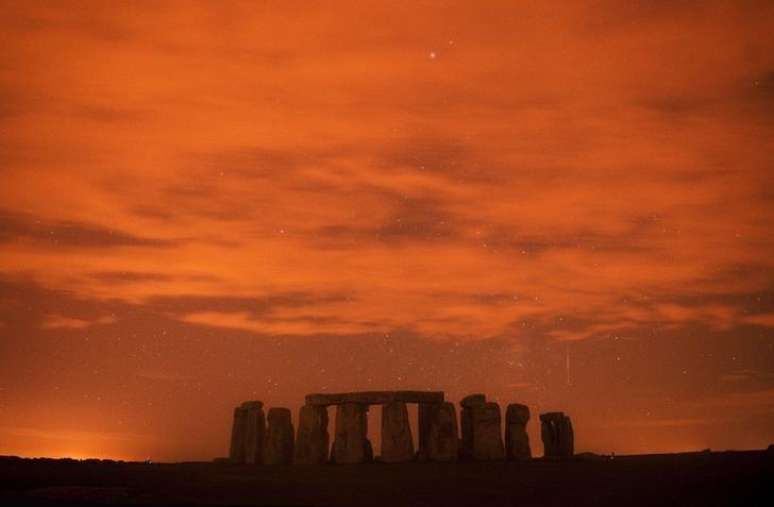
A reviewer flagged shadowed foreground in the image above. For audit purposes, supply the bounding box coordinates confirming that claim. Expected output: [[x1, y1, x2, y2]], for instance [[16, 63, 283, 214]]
[[1, 450, 771, 506]]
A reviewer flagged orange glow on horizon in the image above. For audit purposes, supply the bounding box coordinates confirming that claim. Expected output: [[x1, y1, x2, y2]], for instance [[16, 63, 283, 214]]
[[1, 0, 773, 461]]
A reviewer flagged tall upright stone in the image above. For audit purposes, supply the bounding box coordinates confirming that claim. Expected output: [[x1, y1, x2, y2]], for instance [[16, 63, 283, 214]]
[[426, 401, 459, 462], [381, 401, 414, 462], [294, 404, 329, 465], [263, 407, 294, 465], [417, 402, 437, 460], [331, 403, 373, 464], [229, 404, 248, 463], [459, 394, 486, 460], [472, 402, 505, 460], [540, 412, 574, 459], [418, 402, 449, 461], [243, 401, 266, 464], [505, 403, 531, 460], [229, 401, 265, 464]]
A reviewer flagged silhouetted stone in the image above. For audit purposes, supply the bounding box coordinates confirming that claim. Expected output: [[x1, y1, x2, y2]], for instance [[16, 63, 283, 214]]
[[460, 394, 486, 460], [417, 402, 437, 461], [229, 401, 265, 464], [460, 394, 486, 408], [306, 391, 444, 406], [229, 406, 247, 463], [331, 403, 373, 464], [472, 402, 505, 460], [263, 407, 294, 465], [505, 403, 531, 460], [540, 412, 574, 459], [294, 404, 329, 465], [426, 401, 459, 462], [243, 402, 267, 464], [381, 401, 414, 462], [229, 401, 266, 464]]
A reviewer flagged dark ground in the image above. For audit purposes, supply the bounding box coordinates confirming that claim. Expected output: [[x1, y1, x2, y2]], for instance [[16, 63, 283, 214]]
[[1, 450, 771, 506]]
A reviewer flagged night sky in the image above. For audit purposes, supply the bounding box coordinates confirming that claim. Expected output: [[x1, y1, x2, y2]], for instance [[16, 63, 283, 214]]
[[1, 1, 773, 461]]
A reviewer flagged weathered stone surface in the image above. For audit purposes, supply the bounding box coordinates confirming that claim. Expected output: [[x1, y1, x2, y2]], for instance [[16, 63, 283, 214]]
[[294, 404, 329, 465], [381, 401, 414, 462], [426, 402, 459, 462], [540, 412, 574, 459], [472, 402, 505, 460], [331, 403, 373, 464], [460, 394, 486, 408], [228, 401, 265, 464], [505, 403, 531, 460], [229, 401, 263, 463], [459, 394, 486, 460], [306, 390, 444, 406], [417, 403, 438, 461], [229, 406, 247, 463], [263, 407, 294, 465]]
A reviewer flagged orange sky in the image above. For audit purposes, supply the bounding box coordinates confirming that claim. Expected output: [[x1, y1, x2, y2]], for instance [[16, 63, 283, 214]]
[[1, 0, 773, 461]]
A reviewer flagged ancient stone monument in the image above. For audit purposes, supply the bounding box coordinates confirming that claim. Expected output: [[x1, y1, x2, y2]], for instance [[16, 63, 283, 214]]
[[263, 407, 294, 465], [229, 401, 265, 464], [505, 403, 531, 460], [381, 401, 414, 462], [459, 394, 486, 460], [540, 411, 574, 458], [471, 402, 505, 460], [331, 403, 373, 464], [459, 394, 505, 460], [294, 404, 329, 465], [420, 401, 459, 461], [228, 391, 571, 465], [307, 391, 444, 464]]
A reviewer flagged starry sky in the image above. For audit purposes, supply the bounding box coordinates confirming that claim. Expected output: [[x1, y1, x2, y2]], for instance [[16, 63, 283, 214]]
[[1, 1, 773, 461]]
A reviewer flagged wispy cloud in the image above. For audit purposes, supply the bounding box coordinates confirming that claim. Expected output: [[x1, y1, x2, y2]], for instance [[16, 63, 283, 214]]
[[41, 314, 116, 330], [1, 0, 773, 459]]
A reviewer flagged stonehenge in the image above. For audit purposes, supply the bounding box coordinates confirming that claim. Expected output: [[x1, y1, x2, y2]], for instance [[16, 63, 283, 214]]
[[263, 407, 294, 465], [294, 404, 329, 465], [505, 403, 532, 460], [331, 403, 373, 464], [381, 401, 414, 462], [228, 391, 574, 465], [471, 402, 505, 460], [460, 394, 505, 461], [540, 412, 574, 458], [229, 401, 265, 464], [423, 401, 458, 462]]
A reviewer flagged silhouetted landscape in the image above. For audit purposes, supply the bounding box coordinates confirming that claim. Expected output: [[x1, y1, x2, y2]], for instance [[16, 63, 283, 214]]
[[1, 450, 772, 506], [2, 2, 773, 506]]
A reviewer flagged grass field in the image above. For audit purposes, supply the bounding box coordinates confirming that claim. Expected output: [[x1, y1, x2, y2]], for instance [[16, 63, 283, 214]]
[[1, 450, 771, 506]]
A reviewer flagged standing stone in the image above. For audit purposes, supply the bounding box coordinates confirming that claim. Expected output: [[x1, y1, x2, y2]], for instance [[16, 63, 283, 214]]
[[505, 403, 532, 460], [426, 401, 459, 462], [540, 412, 574, 459], [263, 407, 294, 465], [381, 401, 414, 462], [294, 404, 329, 465], [331, 403, 373, 464], [459, 394, 487, 460], [472, 402, 505, 460], [229, 405, 248, 463], [417, 402, 441, 460], [228, 401, 265, 464]]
